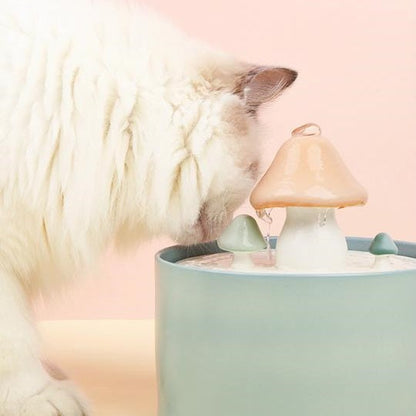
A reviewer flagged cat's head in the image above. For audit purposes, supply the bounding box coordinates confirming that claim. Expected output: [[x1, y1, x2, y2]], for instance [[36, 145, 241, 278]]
[[150, 60, 297, 244]]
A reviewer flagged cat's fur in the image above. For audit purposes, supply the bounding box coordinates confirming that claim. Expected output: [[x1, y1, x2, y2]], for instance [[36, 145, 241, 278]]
[[0, 0, 296, 414]]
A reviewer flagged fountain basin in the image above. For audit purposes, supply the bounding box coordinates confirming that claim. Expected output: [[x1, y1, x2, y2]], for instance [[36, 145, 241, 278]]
[[155, 237, 416, 416]]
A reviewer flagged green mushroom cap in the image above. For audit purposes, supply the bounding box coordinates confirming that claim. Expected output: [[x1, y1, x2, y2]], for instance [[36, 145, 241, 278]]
[[217, 214, 267, 253], [369, 232, 399, 255]]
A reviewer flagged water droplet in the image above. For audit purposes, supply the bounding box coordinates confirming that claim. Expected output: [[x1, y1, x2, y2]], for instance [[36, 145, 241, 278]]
[[318, 209, 329, 227], [256, 209, 273, 252], [256, 208, 273, 225], [265, 229, 271, 250]]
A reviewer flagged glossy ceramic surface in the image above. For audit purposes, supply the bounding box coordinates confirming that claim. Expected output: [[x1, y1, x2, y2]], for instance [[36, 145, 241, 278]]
[[217, 214, 266, 253], [250, 123, 368, 209], [370, 232, 399, 255]]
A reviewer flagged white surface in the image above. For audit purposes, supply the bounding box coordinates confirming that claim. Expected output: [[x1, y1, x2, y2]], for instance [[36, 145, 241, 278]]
[[276, 207, 347, 270]]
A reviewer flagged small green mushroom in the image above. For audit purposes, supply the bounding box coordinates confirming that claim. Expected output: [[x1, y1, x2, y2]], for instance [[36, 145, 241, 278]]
[[369, 232, 398, 270], [217, 214, 267, 269], [369, 233, 398, 255]]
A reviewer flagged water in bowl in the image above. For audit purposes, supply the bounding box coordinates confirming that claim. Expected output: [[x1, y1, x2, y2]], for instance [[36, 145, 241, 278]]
[[178, 249, 416, 274]]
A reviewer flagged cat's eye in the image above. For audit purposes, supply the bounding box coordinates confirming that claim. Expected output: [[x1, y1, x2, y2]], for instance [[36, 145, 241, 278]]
[[245, 107, 258, 118]]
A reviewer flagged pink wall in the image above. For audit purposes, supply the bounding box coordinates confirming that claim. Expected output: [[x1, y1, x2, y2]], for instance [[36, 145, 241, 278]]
[[34, 0, 416, 319]]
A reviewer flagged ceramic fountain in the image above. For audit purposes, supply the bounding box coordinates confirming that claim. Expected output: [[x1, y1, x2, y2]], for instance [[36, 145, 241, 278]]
[[250, 122, 368, 271], [155, 123, 416, 416]]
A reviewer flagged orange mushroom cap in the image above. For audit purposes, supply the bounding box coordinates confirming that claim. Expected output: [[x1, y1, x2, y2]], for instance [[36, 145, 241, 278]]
[[250, 123, 368, 209]]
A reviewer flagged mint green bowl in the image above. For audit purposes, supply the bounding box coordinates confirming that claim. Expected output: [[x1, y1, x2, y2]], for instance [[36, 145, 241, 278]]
[[155, 237, 416, 416]]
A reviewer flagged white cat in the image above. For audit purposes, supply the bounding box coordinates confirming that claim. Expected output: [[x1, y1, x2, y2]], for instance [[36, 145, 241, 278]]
[[0, 0, 296, 414]]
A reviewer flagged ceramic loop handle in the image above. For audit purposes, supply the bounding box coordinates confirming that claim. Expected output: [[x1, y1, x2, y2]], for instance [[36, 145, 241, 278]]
[[291, 123, 321, 137]]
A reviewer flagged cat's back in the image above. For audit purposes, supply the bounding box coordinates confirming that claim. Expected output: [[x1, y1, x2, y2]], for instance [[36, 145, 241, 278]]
[[0, 0, 192, 192], [0, 0, 161, 74], [0, 0, 190, 78]]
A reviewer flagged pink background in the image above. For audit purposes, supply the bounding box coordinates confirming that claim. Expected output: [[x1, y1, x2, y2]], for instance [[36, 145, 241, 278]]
[[35, 0, 416, 320]]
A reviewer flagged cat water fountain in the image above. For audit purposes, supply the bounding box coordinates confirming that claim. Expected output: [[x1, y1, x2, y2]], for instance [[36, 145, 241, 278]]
[[155, 123, 416, 416]]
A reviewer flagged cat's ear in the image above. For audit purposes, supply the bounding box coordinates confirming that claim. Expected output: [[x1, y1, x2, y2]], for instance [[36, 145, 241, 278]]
[[235, 66, 297, 111]]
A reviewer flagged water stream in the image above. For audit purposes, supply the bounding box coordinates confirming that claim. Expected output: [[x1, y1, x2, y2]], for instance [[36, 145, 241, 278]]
[[256, 208, 273, 262]]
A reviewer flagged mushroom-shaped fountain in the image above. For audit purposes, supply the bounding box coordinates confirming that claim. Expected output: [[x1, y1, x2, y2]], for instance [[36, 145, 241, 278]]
[[155, 122, 416, 416], [217, 215, 266, 269], [250, 123, 367, 271], [370, 232, 399, 270]]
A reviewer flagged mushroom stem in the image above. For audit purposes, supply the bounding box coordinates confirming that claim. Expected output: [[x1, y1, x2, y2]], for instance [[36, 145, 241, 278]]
[[373, 255, 393, 271], [276, 207, 347, 271], [232, 252, 254, 269]]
